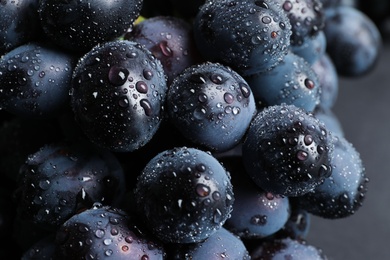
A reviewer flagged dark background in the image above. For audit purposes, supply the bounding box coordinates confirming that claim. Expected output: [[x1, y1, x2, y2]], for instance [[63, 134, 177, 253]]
[[307, 41, 390, 259]]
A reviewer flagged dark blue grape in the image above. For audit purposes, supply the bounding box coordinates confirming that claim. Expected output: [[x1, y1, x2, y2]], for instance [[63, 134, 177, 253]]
[[273, 206, 311, 240], [0, 0, 43, 55], [38, 0, 143, 52], [167, 62, 256, 152], [134, 147, 234, 244], [245, 51, 321, 112], [291, 31, 327, 65], [15, 140, 126, 231], [0, 42, 77, 119], [171, 227, 250, 259], [311, 53, 339, 109], [297, 134, 369, 218], [125, 16, 202, 85], [243, 104, 334, 196], [221, 156, 290, 239], [193, 0, 292, 75], [54, 205, 166, 259], [71, 40, 168, 152], [324, 5, 382, 76], [313, 107, 344, 137], [251, 237, 328, 259]]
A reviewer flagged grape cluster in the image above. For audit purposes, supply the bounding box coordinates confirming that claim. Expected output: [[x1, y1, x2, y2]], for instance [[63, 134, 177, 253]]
[[0, 0, 380, 259]]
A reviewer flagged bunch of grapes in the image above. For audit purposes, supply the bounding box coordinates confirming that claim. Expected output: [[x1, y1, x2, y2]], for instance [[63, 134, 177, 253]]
[[0, 0, 381, 259]]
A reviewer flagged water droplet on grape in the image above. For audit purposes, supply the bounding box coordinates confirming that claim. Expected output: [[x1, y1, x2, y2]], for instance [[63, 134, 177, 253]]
[[250, 214, 267, 226], [196, 184, 210, 197], [224, 93, 234, 104], [283, 1, 293, 11], [140, 99, 153, 116], [108, 66, 129, 86], [136, 81, 148, 94]]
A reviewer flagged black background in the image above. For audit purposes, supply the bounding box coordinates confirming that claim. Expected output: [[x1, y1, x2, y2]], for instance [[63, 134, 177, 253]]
[[307, 42, 390, 259]]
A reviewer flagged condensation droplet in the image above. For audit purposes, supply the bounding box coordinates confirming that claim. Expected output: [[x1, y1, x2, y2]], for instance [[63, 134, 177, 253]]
[[196, 184, 210, 197], [224, 93, 234, 104], [159, 41, 173, 57], [95, 229, 105, 238], [283, 1, 293, 11], [198, 93, 208, 103], [140, 99, 153, 116], [297, 150, 308, 161], [143, 69, 153, 80], [118, 96, 129, 108], [304, 78, 315, 89], [250, 215, 267, 226], [212, 191, 221, 201], [239, 83, 251, 98], [136, 81, 148, 94], [108, 66, 129, 86], [210, 73, 223, 84], [262, 16, 271, 24]]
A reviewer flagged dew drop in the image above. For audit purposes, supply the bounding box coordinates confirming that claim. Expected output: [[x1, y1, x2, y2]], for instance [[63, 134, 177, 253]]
[[189, 74, 206, 84], [255, 0, 269, 9], [196, 184, 210, 197], [103, 239, 112, 245], [239, 83, 251, 98], [212, 191, 221, 201], [143, 69, 153, 80], [196, 164, 206, 172], [198, 93, 208, 103], [126, 52, 138, 58], [122, 245, 129, 252], [111, 228, 119, 236], [283, 1, 293, 11], [95, 229, 105, 238], [304, 78, 315, 89], [136, 81, 148, 94], [140, 99, 153, 116], [262, 16, 271, 24], [78, 225, 89, 233], [159, 41, 173, 57], [319, 164, 331, 178], [125, 236, 133, 244], [18, 76, 27, 86], [7, 64, 17, 72], [213, 209, 222, 224], [194, 106, 207, 120], [297, 150, 308, 161], [105, 249, 113, 256], [317, 145, 324, 154], [251, 214, 267, 226], [210, 73, 223, 84], [118, 96, 129, 108], [304, 135, 313, 145], [224, 92, 234, 104], [39, 179, 50, 190], [265, 192, 274, 200], [108, 66, 129, 86], [232, 107, 240, 115]]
